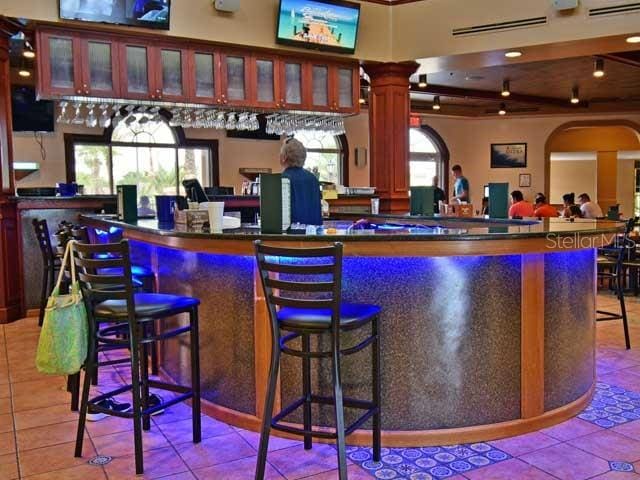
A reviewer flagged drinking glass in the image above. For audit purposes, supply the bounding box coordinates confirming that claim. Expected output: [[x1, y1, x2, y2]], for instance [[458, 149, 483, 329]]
[[71, 102, 84, 125], [57, 101, 70, 124], [85, 104, 97, 128]]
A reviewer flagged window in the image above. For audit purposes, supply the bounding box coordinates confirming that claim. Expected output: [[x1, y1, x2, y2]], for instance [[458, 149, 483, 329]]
[[409, 128, 442, 188], [293, 130, 345, 185], [68, 115, 218, 211]]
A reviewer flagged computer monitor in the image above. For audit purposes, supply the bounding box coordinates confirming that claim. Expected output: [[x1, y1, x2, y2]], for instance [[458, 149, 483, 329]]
[[182, 179, 209, 203]]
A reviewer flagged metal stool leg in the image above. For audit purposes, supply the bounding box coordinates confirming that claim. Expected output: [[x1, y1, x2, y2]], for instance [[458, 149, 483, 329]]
[[618, 275, 631, 350], [38, 266, 49, 327], [140, 328, 151, 432], [75, 326, 97, 457], [69, 373, 80, 412], [302, 334, 313, 450], [255, 342, 281, 480], [372, 316, 382, 462], [190, 308, 201, 443], [331, 333, 348, 480], [129, 323, 145, 475]]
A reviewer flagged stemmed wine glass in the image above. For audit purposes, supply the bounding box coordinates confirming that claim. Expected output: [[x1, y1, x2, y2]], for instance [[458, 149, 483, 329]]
[[98, 104, 111, 128], [57, 101, 70, 124], [85, 104, 97, 128], [71, 102, 84, 125]]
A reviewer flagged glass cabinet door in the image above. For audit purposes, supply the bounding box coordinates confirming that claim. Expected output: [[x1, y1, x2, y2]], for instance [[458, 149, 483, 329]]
[[224, 55, 247, 104], [281, 61, 304, 108], [311, 64, 330, 110], [336, 67, 355, 111], [123, 44, 151, 98], [158, 48, 187, 101], [192, 52, 217, 104], [254, 57, 277, 108], [82, 39, 119, 97], [43, 35, 79, 95]]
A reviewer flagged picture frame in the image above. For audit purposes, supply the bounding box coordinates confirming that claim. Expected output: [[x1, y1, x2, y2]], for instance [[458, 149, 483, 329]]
[[490, 143, 527, 168], [519, 173, 531, 188]]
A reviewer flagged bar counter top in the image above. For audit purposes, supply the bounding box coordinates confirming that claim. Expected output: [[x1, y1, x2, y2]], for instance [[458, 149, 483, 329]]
[[79, 214, 623, 257]]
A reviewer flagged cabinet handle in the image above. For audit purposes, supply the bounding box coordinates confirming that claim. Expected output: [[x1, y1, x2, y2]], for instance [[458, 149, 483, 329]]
[[76, 89, 82, 94], [151, 94, 156, 99], [216, 99, 221, 104], [83, 84, 87, 88]]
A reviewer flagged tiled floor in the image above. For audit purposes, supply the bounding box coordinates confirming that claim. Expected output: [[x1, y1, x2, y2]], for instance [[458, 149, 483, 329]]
[[3, 292, 640, 479]]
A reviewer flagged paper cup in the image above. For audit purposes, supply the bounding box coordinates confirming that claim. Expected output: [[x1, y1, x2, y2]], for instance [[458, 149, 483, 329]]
[[207, 202, 225, 233]]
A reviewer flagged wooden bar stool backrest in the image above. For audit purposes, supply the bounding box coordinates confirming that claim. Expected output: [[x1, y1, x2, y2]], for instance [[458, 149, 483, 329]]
[[254, 241, 343, 336], [32, 219, 57, 268], [72, 240, 136, 321]]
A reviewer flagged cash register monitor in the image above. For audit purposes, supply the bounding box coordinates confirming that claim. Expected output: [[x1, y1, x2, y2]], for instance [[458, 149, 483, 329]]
[[182, 179, 209, 203]]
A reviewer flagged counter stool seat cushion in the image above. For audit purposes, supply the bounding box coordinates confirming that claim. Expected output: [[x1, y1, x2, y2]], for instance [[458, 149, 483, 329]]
[[95, 293, 200, 319], [277, 303, 381, 332], [98, 265, 155, 279]]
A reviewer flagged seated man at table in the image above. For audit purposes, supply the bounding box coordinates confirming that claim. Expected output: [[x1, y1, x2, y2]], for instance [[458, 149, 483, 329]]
[[508, 190, 535, 218], [533, 193, 559, 218], [578, 193, 604, 219]]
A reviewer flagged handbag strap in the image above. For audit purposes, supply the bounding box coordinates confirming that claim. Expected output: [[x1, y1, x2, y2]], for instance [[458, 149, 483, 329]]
[[53, 240, 78, 292]]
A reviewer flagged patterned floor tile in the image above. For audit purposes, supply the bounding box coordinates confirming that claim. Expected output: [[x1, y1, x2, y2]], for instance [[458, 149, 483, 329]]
[[348, 443, 510, 479], [578, 382, 640, 428]]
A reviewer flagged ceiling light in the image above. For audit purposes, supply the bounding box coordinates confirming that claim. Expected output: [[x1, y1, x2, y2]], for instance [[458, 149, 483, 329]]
[[418, 74, 427, 88], [22, 50, 35, 59], [626, 36, 640, 44], [432, 96, 441, 110], [18, 69, 30, 78], [498, 103, 507, 115], [593, 58, 605, 78], [571, 86, 580, 104], [505, 51, 522, 58], [501, 79, 511, 97]]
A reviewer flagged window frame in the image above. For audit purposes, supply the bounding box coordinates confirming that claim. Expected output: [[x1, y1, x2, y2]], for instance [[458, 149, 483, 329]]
[[408, 125, 450, 196], [292, 132, 349, 186], [64, 123, 220, 194]]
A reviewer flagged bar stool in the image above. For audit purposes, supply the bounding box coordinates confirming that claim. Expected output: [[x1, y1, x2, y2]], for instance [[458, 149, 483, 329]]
[[597, 217, 636, 349], [33, 219, 61, 327], [254, 241, 381, 480], [73, 240, 201, 474]]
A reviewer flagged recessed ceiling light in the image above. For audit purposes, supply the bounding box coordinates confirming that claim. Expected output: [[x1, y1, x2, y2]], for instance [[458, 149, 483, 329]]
[[432, 96, 441, 110], [626, 36, 640, 44], [18, 69, 31, 78], [23, 50, 35, 59], [498, 103, 507, 115], [505, 51, 522, 58]]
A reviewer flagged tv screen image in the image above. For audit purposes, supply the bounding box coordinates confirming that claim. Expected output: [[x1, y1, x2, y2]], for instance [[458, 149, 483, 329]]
[[60, 0, 171, 30], [11, 86, 55, 133], [276, 0, 360, 54]]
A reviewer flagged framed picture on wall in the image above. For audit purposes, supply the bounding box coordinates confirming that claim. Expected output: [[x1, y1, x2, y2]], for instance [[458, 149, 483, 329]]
[[519, 173, 531, 188], [491, 143, 527, 168]]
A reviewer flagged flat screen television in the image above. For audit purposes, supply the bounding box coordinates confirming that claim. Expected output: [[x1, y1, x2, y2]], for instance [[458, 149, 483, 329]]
[[11, 86, 55, 133], [60, 0, 171, 30], [276, 0, 360, 54]]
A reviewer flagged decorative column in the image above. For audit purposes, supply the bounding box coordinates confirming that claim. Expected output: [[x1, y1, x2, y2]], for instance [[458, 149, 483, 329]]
[[363, 61, 419, 213], [0, 33, 21, 323]]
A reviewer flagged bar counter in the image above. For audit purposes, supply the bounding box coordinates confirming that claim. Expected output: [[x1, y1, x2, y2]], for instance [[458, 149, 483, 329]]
[[80, 214, 623, 446]]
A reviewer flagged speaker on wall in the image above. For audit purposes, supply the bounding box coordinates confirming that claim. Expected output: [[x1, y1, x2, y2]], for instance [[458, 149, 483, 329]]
[[214, 0, 240, 13], [355, 147, 368, 168]]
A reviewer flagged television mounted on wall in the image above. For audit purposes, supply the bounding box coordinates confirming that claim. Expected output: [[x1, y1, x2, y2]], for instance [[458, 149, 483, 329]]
[[276, 0, 361, 54], [11, 86, 55, 133], [60, 0, 171, 30]]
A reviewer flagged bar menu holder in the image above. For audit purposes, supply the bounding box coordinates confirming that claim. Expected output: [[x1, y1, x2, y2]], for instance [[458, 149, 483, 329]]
[[117, 185, 138, 223], [410, 186, 435, 216], [488, 183, 509, 219], [260, 173, 291, 234]]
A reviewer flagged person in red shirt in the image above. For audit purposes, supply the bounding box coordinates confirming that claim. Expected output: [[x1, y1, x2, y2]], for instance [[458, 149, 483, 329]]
[[508, 190, 535, 218], [533, 193, 559, 218]]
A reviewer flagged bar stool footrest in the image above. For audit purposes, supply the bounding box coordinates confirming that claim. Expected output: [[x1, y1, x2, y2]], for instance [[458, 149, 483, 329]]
[[271, 394, 378, 440], [597, 309, 624, 321]]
